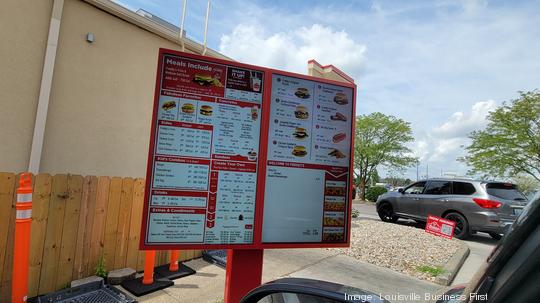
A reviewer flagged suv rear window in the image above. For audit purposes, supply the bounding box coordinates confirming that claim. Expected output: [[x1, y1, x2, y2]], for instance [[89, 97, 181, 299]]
[[453, 182, 476, 195], [486, 183, 527, 201]]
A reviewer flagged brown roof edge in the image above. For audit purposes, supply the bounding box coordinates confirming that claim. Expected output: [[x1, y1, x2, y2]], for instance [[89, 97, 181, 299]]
[[83, 0, 233, 60], [308, 59, 355, 84]]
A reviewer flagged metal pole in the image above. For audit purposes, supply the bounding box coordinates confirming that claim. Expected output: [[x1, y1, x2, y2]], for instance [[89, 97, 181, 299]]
[[180, 0, 187, 52], [202, 0, 211, 55]]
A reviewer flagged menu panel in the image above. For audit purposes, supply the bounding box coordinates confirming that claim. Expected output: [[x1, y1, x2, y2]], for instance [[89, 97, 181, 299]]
[[262, 74, 354, 244], [144, 53, 264, 246]]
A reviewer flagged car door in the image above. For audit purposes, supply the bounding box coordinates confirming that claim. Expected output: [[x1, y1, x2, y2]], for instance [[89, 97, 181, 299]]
[[418, 180, 452, 219], [395, 181, 426, 218]]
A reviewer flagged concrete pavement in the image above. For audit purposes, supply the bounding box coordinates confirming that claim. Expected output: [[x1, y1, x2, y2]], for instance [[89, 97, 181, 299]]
[[289, 254, 441, 303], [124, 248, 442, 303], [118, 202, 494, 302]]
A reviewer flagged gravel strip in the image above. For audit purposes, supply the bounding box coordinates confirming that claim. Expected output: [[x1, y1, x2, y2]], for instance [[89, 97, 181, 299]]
[[330, 220, 466, 282]]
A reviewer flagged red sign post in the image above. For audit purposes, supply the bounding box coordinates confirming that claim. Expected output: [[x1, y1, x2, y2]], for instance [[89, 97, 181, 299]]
[[140, 49, 356, 302], [425, 215, 456, 239]]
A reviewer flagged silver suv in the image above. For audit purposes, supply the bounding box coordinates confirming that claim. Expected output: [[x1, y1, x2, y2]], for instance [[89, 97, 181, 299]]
[[375, 178, 528, 239]]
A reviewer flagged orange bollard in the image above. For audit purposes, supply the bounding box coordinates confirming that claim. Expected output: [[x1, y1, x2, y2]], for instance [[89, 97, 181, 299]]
[[142, 250, 156, 285], [12, 173, 33, 303], [169, 250, 180, 272]]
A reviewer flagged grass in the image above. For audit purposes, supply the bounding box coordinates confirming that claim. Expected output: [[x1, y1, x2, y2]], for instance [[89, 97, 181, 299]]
[[417, 265, 445, 277]]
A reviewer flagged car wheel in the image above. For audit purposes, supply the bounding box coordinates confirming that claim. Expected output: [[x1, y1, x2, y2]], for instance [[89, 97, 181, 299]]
[[377, 203, 398, 223], [444, 212, 469, 240], [489, 232, 503, 240]]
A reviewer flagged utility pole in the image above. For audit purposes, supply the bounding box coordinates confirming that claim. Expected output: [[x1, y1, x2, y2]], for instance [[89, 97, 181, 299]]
[[426, 163, 429, 179], [416, 162, 419, 181]]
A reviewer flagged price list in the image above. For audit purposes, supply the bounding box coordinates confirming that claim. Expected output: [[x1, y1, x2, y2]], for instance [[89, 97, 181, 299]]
[[156, 124, 212, 158], [153, 160, 209, 190]]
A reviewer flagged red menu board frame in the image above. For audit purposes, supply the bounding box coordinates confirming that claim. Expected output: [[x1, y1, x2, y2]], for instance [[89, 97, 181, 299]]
[[140, 48, 356, 250]]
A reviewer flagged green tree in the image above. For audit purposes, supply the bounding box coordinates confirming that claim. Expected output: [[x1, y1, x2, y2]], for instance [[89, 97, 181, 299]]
[[512, 174, 540, 197], [354, 113, 417, 200], [462, 91, 540, 182]]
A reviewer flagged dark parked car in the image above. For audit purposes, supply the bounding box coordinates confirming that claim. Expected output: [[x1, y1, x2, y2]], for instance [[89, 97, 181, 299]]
[[241, 194, 540, 303], [375, 178, 527, 239]]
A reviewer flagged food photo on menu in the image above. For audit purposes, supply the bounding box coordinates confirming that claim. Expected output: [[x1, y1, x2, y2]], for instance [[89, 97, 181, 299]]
[[293, 127, 309, 139], [294, 105, 309, 119], [193, 73, 223, 87], [294, 87, 311, 99], [333, 92, 349, 105], [181, 103, 195, 114], [162, 100, 176, 111], [199, 105, 213, 116]]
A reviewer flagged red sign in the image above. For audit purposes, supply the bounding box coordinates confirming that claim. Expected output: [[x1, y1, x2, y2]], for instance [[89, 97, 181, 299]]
[[425, 215, 456, 239], [140, 49, 356, 250]]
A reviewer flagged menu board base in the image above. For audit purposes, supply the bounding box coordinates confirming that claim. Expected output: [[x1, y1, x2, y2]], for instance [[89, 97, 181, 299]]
[[121, 275, 174, 297], [154, 263, 196, 280]]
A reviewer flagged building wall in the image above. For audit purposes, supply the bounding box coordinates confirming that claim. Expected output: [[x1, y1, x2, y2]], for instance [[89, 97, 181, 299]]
[[1, 0, 220, 177], [1, 0, 353, 177], [0, 0, 53, 173]]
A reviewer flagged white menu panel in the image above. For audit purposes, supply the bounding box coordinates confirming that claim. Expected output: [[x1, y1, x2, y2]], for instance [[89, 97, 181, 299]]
[[263, 74, 354, 244]]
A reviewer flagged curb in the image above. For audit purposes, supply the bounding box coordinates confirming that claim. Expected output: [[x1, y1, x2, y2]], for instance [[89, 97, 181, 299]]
[[435, 244, 470, 286]]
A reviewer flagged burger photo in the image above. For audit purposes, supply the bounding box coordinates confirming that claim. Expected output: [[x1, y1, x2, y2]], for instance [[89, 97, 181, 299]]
[[330, 112, 347, 121], [193, 73, 223, 87], [292, 145, 307, 157], [293, 127, 309, 139], [294, 105, 309, 119], [199, 105, 213, 116], [333, 92, 348, 105], [193, 74, 214, 86], [181, 103, 195, 114], [294, 87, 310, 99]]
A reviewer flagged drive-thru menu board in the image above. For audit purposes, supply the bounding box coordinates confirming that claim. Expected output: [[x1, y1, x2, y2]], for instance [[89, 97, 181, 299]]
[[262, 74, 354, 244], [141, 50, 264, 247], [141, 49, 355, 249]]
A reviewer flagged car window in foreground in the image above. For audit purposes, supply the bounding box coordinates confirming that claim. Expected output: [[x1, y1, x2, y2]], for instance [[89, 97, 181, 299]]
[[424, 181, 452, 195], [486, 183, 527, 201], [405, 182, 426, 194], [453, 182, 476, 195]]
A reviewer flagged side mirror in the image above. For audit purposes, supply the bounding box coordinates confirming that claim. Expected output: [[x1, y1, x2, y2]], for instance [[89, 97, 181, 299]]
[[240, 278, 389, 303], [398, 188, 404, 193]]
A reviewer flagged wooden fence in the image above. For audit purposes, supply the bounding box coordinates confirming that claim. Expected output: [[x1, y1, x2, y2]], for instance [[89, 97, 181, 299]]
[[0, 172, 202, 300]]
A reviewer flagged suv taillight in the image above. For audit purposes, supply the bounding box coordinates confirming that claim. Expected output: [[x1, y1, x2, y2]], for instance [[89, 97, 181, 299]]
[[473, 198, 502, 209]]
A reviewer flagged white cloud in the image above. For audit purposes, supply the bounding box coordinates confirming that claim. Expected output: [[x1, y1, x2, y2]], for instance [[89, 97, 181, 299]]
[[417, 100, 497, 170], [219, 23, 366, 76], [432, 100, 497, 138]]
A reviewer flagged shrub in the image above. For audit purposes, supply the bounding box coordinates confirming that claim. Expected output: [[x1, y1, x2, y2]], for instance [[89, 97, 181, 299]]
[[365, 186, 387, 202], [351, 209, 360, 218], [95, 255, 107, 278]]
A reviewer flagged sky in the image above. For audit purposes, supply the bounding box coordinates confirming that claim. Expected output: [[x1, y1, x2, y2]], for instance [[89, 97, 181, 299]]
[[115, 0, 540, 180]]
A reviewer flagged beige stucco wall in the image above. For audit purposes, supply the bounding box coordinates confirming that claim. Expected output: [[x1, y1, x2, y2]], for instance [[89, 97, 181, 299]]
[[308, 63, 352, 84], [2, 0, 219, 177], [0, 0, 53, 173]]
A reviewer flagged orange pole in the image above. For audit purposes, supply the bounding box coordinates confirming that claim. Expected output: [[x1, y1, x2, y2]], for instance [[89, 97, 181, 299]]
[[12, 173, 33, 303], [142, 250, 156, 285], [169, 250, 179, 272]]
